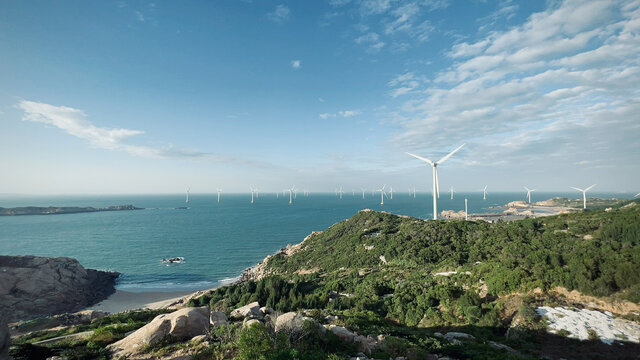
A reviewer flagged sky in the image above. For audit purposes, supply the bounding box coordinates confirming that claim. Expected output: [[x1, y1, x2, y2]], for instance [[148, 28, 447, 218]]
[[1, 0, 639, 194]]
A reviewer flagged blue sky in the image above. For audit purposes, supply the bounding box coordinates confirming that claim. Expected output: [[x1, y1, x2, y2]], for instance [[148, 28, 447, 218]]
[[1, 0, 639, 194]]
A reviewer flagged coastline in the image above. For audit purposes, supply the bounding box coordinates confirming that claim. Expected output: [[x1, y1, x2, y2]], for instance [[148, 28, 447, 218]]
[[86, 289, 203, 313]]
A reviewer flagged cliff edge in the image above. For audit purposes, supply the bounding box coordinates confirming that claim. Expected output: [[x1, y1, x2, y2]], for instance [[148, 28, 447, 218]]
[[0, 255, 119, 322]]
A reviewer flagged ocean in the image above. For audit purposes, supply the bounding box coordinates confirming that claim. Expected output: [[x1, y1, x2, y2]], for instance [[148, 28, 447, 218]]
[[0, 192, 634, 292]]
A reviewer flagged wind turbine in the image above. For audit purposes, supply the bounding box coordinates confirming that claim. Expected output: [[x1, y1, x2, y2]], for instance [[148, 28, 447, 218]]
[[338, 186, 344, 199], [361, 188, 366, 199], [250, 187, 256, 204], [216, 189, 221, 203], [377, 184, 387, 205], [570, 184, 596, 209], [288, 186, 295, 205], [413, 187, 416, 198], [524, 186, 536, 204], [186, 188, 190, 204], [482, 185, 488, 200], [389, 186, 394, 199], [634, 192, 640, 198], [450, 186, 454, 200], [406, 144, 465, 220]]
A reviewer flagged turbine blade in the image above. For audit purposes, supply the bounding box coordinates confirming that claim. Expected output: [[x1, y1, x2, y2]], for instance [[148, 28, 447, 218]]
[[570, 187, 584, 192], [585, 184, 596, 192], [524, 186, 530, 191], [406, 152, 435, 166], [437, 143, 465, 164]]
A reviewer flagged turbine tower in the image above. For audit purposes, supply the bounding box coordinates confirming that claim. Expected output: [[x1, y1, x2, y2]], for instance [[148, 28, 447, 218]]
[[482, 185, 488, 200], [338, 186, 343, 199], [390, 186, 394, 199], [361, 188, 366, 199], [250, 187, 256, 204], [524, 186, 536, 204], [450, 186, 454, 200], [289, 186, 295, 205], [377, 184, 387, 205], [186, 188, 190, 204], [570, 184, 596, 209], [406, 144, 465, 220], [217, 189, 221, 203]]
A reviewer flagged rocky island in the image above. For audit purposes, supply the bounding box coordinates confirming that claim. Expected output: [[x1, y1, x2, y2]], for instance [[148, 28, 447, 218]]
[[0, 204, 143, 216]]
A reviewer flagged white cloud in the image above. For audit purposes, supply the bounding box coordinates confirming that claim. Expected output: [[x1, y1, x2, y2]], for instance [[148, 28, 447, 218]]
[[388, 0, 640, 171], [17, 100, 225, 161], [319, 110, 362, 119], [291, 60, 301, 69], [355, 32, 385, 52], [268, 4, 291, 23]]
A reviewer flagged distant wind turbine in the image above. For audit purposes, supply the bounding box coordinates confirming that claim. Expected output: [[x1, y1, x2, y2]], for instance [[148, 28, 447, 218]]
[[407, 143, 465, 220], [570, 184, 596, 209], [361, 188, 366, 199], [250, 187, 256, 204], [377, 184, 387, 205], [482, 185, 488, 200], [186, 188, 190, 204], [413, 187, 416, 198], [450, 186, 454, 200], [524, 186, 536, 204], [338, 186, 343, 199], [389, 186, 393, 200], [217, 189, 222, 203], [289, 186, 295, 205]]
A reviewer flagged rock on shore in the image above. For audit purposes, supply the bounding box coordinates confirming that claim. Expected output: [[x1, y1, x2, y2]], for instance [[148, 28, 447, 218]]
[[0, 255, 119, 322]]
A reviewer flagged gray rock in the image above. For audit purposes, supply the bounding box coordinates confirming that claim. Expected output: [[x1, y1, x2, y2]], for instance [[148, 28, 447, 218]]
[[444, 332, 475, 341], [329, 325, 356, 342], [260, 306, 274, 315], [210, 311, 228, 327], [108, 306, 210, 358], [230, 301, 261, 319], [0, 316, 9, 360], [487, 340, 516, 353], [243, 318, 262, 328], [275, 312, 315, 334], [0, 255, 119, 322]]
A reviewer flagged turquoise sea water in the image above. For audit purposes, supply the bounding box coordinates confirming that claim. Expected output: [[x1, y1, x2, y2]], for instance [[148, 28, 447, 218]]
[[0, 192, 634, 292]]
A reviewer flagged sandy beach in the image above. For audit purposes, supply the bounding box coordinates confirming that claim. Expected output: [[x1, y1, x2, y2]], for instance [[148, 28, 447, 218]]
[[86, 289, 199, 314]]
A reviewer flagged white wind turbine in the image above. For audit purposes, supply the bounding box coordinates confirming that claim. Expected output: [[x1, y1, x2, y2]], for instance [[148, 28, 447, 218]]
[[186, 188, 190, 203], [406, 144, 465, 220], [377, 184, 387, 205], [216, 188, 222, 203], [482, 185, 488, 200], [389, 186, 394, 199], [288, 186, 296, 205], [338, 186, 344, 199], [450, 186, 454, 200], [634, 192, 640, 198], [570, 184, 596, 209], [413, 187, 417, 198], [250, 187, 256, 204], [524, 186, 536, 204], [361, 188, 366, 199]]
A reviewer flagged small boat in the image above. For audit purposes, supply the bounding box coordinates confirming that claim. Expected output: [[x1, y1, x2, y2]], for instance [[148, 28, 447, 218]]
[[162, 257, 185, 264]]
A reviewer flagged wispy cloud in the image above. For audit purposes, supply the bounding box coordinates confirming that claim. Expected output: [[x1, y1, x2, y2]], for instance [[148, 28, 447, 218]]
[[268, 4, 291, 23], [355, 32, 385, 52], [388, 0, 640, 169], [291, 60, 301, 69], [135, 10, 145, 22], [16, 100, 239, 162], [320, 110, 362, 119]]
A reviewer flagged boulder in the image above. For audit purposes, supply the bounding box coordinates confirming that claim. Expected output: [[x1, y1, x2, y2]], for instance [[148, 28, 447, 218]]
[[275, 312, 314, 334], [0, 316, 9, 360], [243, 319, 262, 328], [260, 306, 274, 315], [329, 325, 356, 342], [210, 311, 228, 327], [230, 302, 261, 319], [108, 306, 209, 358]]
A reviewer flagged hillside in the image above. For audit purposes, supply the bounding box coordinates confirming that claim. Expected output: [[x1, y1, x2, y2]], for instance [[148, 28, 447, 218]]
[[9, 200, 640, 360]]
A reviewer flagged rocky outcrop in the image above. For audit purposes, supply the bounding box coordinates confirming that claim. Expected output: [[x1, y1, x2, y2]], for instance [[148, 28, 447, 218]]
[[230, 302, 261, 319], [0, 316, 9, 360], [239, 231, 322, 282], [0, 255, 119, 322], [0, 205, 142, 216], [108, 307, 210, 358]]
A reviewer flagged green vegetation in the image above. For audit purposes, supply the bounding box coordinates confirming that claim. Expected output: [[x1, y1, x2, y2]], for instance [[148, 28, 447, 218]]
[[10, 199, 640, 359]]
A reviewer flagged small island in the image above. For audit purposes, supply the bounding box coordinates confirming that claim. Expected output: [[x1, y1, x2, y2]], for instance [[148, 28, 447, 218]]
[[0, 205, 143, 216]]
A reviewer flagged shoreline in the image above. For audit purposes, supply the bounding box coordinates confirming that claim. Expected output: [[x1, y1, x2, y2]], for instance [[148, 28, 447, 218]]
[[86, 289, 203, 314]]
